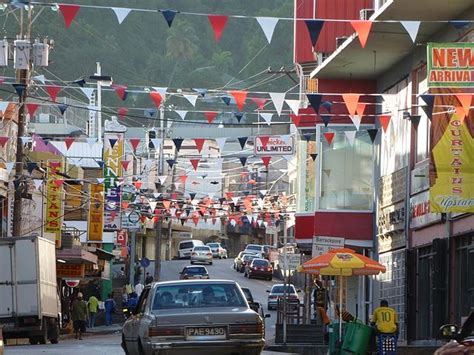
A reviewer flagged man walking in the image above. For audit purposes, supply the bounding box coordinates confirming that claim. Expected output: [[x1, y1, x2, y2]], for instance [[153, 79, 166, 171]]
[[104, 293, 116, 326], [372, 300, 398, 334], [87, 294, 99, 328], [71, 292, 87, 340], [145, 272, 154, 285]]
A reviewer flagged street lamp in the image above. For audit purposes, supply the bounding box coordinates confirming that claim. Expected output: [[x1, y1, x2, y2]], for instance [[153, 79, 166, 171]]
[[89, 62, 113, 139]]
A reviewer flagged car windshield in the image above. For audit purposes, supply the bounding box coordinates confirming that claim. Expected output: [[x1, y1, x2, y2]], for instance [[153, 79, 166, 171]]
[[246, 245, 262, 251], [241, 288, 252, 301], [183, 267, 206, 275], [207, 243, 219, 248], [243, 255, 257, 261], [271, 285, 296, 294], [152, 283, 246, 310], [179, 242, 194, 249], [253, 259, 269, 266], [194, 246, 210, 251]]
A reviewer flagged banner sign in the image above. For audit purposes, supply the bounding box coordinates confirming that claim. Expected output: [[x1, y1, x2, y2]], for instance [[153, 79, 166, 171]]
[[312, 236, 345, 257], [427, 42, 474, 88], [254, 135, 294, 156], [430, 91, 474, 212], [45, 160, 63, 248], [56, 263, 85, 278], [103, 132, 124, 230], [410, 191, 442, 229], [88, 183, 104, 241]]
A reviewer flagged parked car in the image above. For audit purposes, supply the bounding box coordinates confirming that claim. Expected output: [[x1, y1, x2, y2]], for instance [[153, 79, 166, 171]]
[[266, 284, 300, 311], [206, 242, 228, 259], [122, 280, 265, 355], [0, 326, 4, 355], [178, 239, 204, 259], [233, 251, 257, 271], [435, 312, 474, 355], [240, 287, 264, 318], [190, 246, 213, 265], [179, 266, 209, 280], [244, 258, 273, 281], [239, 254, 259, 273], [244, 244, 276, 260]]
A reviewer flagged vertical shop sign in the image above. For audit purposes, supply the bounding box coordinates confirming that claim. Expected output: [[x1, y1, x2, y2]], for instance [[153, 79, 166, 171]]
[[45, 160, 63, 248], [88, 183, 104, 241], [103, 132, 124, 230]]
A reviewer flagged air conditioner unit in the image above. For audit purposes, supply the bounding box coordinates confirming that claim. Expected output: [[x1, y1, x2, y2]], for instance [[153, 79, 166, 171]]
[[336, 36, 348, 49], [360, 9, 375, 20]]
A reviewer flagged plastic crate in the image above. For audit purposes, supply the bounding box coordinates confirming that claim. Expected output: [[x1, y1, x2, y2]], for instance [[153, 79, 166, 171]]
[[376, 334, 397, 355]]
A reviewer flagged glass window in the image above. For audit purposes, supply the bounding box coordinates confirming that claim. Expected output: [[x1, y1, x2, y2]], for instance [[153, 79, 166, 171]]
[[296, 138, 317, 213], [179, 242, 194, 249], [194, 246, 210, 251], [318, 125, 374, 211], [252, 259, 269, 266]]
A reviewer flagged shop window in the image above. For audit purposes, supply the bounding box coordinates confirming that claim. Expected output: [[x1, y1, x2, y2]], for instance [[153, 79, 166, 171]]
[[416, 246, 434, 339], [456, 235, 474, 324]]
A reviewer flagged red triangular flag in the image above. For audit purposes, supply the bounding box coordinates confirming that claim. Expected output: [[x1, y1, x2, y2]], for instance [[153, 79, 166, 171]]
[[121, 201, 130, 209], [342, 94, 360, 116], [54, 179, 64, 187], [230, 90, 248, 112], [226, 191, 234, 199], [59, 4, 80, 29], [163, 200, 171, 210], [251, 97, 267, 110], [0, 136, 9, 147], [150, 92, 163, 108], [323, 132, 335, 145], [378, 115, 391, 133], [456, 94, 472, 118], [350, 20, 373, 48], [205, 112, 218, 124], [192, 215, 200, 226], [64, 137, 74, 150], [111, 84, 127, 101], [133, 181, 143, 189], [290, 114, 301, 126], [261, 156, 271, 168], [118, 107, 128, 119], [194, 138, 205, 153], [356, 102, 366, 116], [26, 103, 39, 117], [208, 15, 228, 42], [121, 160, 130, 170], [179, 175, 188, 184], [259, 136, 270, 149], [190, 159, 200, 171], [46, 85, 62, 102], [129, 138, 140, 151]]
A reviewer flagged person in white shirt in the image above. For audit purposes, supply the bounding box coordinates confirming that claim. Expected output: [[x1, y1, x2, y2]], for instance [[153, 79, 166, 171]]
[[134, 282, 144, 298]]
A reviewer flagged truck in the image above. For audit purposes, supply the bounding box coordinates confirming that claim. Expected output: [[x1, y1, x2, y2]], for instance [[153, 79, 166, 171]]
[[0, 236, 60, 345]]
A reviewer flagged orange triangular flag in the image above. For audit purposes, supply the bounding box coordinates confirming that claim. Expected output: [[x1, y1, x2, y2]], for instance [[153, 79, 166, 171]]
[[133, 181, 143, 189], [179, 175, 188, 184], [150, 92, 163, 108], [356, 102, 366, 116], [350, 20, 373, 48], [456, 94, 472, 118], [194, 138, 205, 153], [342, 94, 360, 116], [378, 115, 391, 133], [205, 112, 218, 124], [122, 201, 130, 209], [190, 159, 200, 171], [230, 90, 248, 112], [163, 200, 171, 210]]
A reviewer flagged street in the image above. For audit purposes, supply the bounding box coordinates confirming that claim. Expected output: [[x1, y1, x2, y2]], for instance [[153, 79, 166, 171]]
[[5, 259, 284, 354]]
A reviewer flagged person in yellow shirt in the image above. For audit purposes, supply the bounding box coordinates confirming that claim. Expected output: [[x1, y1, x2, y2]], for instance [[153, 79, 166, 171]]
[[372, 300, 398, 334], [87, 295, 99, 328]]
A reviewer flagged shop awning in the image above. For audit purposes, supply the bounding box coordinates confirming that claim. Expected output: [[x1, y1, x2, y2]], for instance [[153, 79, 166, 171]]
[[311, 0, 474, 80], [87, 246, 115, 261], [56, 248, 98, 264]]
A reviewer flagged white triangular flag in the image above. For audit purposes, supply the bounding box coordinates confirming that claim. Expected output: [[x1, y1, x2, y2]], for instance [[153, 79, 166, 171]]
[[97, 178, 105, 184], [144, 159, 153, 169], [215, 137, 227, 152], [149, 201, 158, 211], [400, 21, 421, 43], [159, 176, 167, 184], [170, 208, 176, 216], [151, 138, 162, 149], [152, 87, 168, 99], [20, 136, 31, 145], [174, 182, 181, 190], [259, 190, 268, 196], [80, 87, 95, 100], [33, 75, 46, 84], [5, 162, 14, 174], [256, 17, 279, 43], [86, 137, 97, 147], [153, 192, 161, 198], [231, 197, 240, 205], [112, 7, 132, 24], [0, 101, 9, 113], [175, 110, 188, 120], [183, 94, 198, 107], [33, 179, 43, 190], [345, 131, 357, 146], [257, 198, 264, 209], [269, 92, 285, 116], [350, 115, 361, 130], [285, 99, 300, 115], [260, 113, 273, 126]]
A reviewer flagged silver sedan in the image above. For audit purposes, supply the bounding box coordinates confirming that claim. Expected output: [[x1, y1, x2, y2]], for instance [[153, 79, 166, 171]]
[[122, 280, 265, 355], [190, 246, 213, 265]]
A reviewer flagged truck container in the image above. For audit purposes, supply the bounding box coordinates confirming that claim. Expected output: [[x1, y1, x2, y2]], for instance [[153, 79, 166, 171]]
[[0, 236, 60, 344]]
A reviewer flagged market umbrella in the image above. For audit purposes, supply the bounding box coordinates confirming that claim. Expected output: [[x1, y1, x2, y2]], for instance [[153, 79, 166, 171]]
[[298, 248, 386, 340]]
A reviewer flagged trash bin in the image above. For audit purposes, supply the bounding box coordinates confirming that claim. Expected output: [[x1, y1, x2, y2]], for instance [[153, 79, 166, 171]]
[[328, 322, 345, 355], [341, 320, 373, 355]]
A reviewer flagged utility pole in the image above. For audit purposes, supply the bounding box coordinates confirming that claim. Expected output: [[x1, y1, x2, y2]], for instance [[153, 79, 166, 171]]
[[154, 104, 165, 280], [95, 62, 102, 139], [129, 150, 138, 285]]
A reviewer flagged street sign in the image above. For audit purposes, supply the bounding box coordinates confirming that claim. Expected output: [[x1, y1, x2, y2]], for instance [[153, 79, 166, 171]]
[[121, 211, 141, 231], [140, 257, 150, 268], [65, 280, 80, 288], [279, 254, 301, 271], [312, 236, 345, 257]]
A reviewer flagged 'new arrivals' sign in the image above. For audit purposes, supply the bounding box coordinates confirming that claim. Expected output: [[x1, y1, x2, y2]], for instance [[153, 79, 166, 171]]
[[427, 42, 474, 88]]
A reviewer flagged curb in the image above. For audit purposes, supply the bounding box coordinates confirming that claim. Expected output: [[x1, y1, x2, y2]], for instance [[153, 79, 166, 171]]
[[60, 328, 122, 340]]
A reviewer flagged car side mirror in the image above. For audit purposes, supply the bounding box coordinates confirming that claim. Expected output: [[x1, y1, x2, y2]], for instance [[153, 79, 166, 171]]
[[297, 289, 302, 293], [264, 314, 271, 318], [438, 324, 459, 340], [266, 290, 270, 293]]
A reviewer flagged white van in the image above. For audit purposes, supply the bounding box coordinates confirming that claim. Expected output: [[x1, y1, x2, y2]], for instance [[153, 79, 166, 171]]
[[178, 239, 204, 259]]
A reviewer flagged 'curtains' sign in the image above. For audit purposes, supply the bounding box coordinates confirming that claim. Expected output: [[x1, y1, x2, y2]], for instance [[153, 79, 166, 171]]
[[45, 160, 63, 248]]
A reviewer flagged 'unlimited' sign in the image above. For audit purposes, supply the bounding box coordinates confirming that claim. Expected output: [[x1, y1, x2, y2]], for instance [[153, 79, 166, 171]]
[[427, 42, 474, 88], [254, 135, 294, 156]]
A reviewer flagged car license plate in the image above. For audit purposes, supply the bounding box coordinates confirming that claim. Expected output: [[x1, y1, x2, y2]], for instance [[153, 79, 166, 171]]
[[186, 326, 227, 340]]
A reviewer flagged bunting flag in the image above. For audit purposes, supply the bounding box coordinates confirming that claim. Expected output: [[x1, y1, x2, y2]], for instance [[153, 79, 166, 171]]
[[181, 94, 197, 107], [26, 103, 39, 117], [5, 162, 14, 174], [321, 114, 331, 127], [221, 96, 231, 106], [215, 137, 227, 151], [73, 78, 87, 87], [121, 160, 130, 170], [230, 90, 248, 111], [129, 138, 141, 151], [54, 179, 64, 187], [323, 132, 335, 146], [166, 159, 176, 168], [189, 192, 197, 201], [12, 84, 26, 97], [0, 136, 9, 147], [112, 84, 128, 101], [133, 180, 143, 190], [194, 138, 205, 153], [179, 175, 188, 184], [303, 134, 312, 142], [251, 97, 267, 110], [205, 112, 218, 124], [118, 107, 128, 119], [144, 108, 157, 119], [259, 136, 270, 149], [285, 99, 300, 115], [420, 94, 435, 119], [59, 4, 80, 28], [345, 131, 357, 146], [108, 138, 118, 149], [307, 93, 323, 113], [33, 179, 43, 190], [234, 112, 244, 122], [158, 176, 167, 185], [0, 102, 9, 114], [342, 94, 360, 115], [261, 156, 271, 168], [305, 19, 325, 47], [356, 102, 366, 116], [400, 21, 421, 43], [208, 15, 228, 42], [410, 115, 421, 129], [322, 101, 333, 113], [256, 17, 279, 43], [150, 92, 163, 108], [367, 129, 378, 143], [152, 87, 168, 99], [260, 113, 273, 126], [175, 110, 188, 120], [455, 94, 472, 119], [161, 9, 177, 27], [310, 153, 318, 162], [173, 138, 184, 152], [64, 137, 75, 150], [33, 75, 46, 84], [151, 138, 162, 149], [270, 92, 285, 116], [350, 115, 361, 130], [378, 115, 391, 133], [449, 20, 470, 30], [350, 20, 373, 48], [290, 114, 301, 126], [112, 7, 131, 24], [239, 157, 247, 166], [46, 85, 62, 102]]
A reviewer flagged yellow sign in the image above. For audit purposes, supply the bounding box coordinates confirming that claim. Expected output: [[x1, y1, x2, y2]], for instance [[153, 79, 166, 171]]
[[45, 161, 63, 248], [430, 112, 474, 212], [88, 183, 104, 241]]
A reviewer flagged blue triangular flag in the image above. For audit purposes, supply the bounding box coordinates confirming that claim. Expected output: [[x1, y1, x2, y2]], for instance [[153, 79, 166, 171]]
[[310, 153, 318, 161], [58, 104, 68, 115], [304, 20, 325, 47], [144, 108, 157, 119], [193, 88, 207, 97], [307, 93, 322, 113], [221, 96, 231, 106], [420, 94, 435, 120], [27, 162, 37, 174], [12, 83, 26, 97], [189, 193, 196, 201], [109, 138, 118, 148], [173, 138, 184, 152], [97, 160, 105, 168], [234, 112, 244, 122], [321, 115, 331, 127], [367, 129, 378, 143], [239, 157, 247, 166], [238, 137, 248, 150], [72, 78, 86, 87], [161, 9, 177, 27], [449, 20, 470, 29], [167, 159, 176, 169], [322, 101, 332, 113], [303, 134, 312, 142]]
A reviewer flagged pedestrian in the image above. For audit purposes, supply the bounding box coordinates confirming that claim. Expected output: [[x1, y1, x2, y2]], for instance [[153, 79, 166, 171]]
[[134, 281, 144, 298], [104, 293, 116, 326], [372, 300, 398, 335], [134, 263, 142, 286], [87, 294, 99, 328], [145, 272, 154, 285], [71, 292, 87, 340]]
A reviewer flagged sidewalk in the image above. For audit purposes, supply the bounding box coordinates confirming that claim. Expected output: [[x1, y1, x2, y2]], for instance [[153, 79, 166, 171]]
[[60, 323, 123, 340]]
